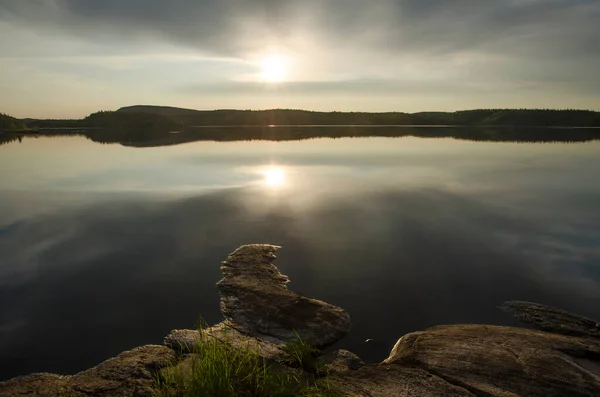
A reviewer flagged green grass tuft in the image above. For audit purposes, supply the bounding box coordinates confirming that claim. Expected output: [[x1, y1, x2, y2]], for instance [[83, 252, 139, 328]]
[[281, 333, 324, 375], [153, 326, 338, 397]]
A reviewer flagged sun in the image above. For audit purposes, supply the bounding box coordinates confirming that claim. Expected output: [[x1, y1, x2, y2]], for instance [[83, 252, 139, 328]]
[[261, 167, 286, 187], [259, 55, 287, 83]]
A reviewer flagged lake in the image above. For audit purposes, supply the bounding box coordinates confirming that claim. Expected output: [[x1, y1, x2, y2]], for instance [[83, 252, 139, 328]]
[[1, 129, 600, 381]]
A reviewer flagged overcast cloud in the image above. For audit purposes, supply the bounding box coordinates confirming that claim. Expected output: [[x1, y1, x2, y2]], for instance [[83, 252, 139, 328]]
[[0, 0, 598, 117]]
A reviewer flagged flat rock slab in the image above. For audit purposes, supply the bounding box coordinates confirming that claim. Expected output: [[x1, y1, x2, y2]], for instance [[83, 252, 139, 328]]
[[500, 300, 600, 339], [164, 323, 284, 360], [374, 324, 600, 397], [0, 345, 177, 397], [217, 244, 351, 348], [332, 365, 475, 397], [163, 329, 201, 353]]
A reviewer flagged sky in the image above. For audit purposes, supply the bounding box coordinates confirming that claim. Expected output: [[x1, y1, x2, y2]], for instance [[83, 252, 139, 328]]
[[0, 0, 599, 118]]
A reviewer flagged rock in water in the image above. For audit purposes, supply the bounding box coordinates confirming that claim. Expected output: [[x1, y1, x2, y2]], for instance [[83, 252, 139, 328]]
[[500, 300, 600, 339], [217, 244, 351, 348]]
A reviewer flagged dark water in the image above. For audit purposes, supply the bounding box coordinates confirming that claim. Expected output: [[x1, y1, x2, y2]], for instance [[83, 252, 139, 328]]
[[1, 132, 600, 381]]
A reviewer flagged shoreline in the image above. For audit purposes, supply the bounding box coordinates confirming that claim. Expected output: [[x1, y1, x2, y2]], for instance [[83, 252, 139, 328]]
[[1, 244, 599, 396]]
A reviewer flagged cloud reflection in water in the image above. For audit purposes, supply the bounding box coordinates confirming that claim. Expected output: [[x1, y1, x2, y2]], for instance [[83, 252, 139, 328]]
[[0, 136, 599, 380]]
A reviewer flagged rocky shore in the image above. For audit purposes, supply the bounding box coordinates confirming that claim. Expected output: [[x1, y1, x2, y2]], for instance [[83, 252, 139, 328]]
[[2, 244, 599, 396]]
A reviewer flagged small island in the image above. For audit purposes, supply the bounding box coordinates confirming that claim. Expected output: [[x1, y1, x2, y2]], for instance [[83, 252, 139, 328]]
[[1, 245, 598, 396]]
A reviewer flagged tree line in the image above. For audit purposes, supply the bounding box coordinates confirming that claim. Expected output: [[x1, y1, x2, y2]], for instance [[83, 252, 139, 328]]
[[2, 108, 599, 138], [0, 113, 26, 131], [115, 106, 600, 127]]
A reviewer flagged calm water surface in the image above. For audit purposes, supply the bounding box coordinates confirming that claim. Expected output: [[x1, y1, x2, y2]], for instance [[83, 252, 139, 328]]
[[1, 133, 600, 380]]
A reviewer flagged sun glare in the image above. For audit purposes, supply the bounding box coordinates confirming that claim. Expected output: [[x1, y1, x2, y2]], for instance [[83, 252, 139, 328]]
[[261, 167, 286, 187], [260, 55, 287, 83]]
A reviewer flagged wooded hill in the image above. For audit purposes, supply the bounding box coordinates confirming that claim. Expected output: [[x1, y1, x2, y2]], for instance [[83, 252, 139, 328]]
[[0, 113, 26, 131], [7, 107, 600, 130], [114, 106, 600, 127]]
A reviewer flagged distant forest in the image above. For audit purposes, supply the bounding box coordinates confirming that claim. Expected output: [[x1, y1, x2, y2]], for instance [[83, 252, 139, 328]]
[[106, 106, 600, 127], [0, 113, 26, 131], [5, 106, 600, 130], [1, 106, 599, 147]]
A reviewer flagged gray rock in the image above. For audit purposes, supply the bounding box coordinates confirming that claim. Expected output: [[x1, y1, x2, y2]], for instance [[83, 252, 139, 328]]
[[163, 329, 201, 352], [319, 349, 365, 373], [0, 374, 70, 397], [164, 323, 284, 360], [360, 324, 600, 397], [331, 365, 475, 397], [217, 244, 351, 348], [163, 244, 350, 362], [204, 323, 285, 360], [0, 345, 177, 397], [500, 300, 600, 339]]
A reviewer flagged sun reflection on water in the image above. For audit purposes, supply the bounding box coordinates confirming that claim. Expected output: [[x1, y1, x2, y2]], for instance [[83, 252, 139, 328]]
[[261, 166, 286, 188]]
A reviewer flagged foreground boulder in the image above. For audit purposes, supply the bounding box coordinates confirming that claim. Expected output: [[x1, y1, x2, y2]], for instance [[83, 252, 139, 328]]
[[371, 324, 600, 397], [217, 244, 351, 348], [164, 244, 352, 359]]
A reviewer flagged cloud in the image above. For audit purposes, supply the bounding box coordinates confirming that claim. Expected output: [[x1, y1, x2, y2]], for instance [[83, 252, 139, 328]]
[[177, 78, 494, 96], [1, 0, 598, 59], [2, 1, 598, 80], [0, 0, 599, 114]]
